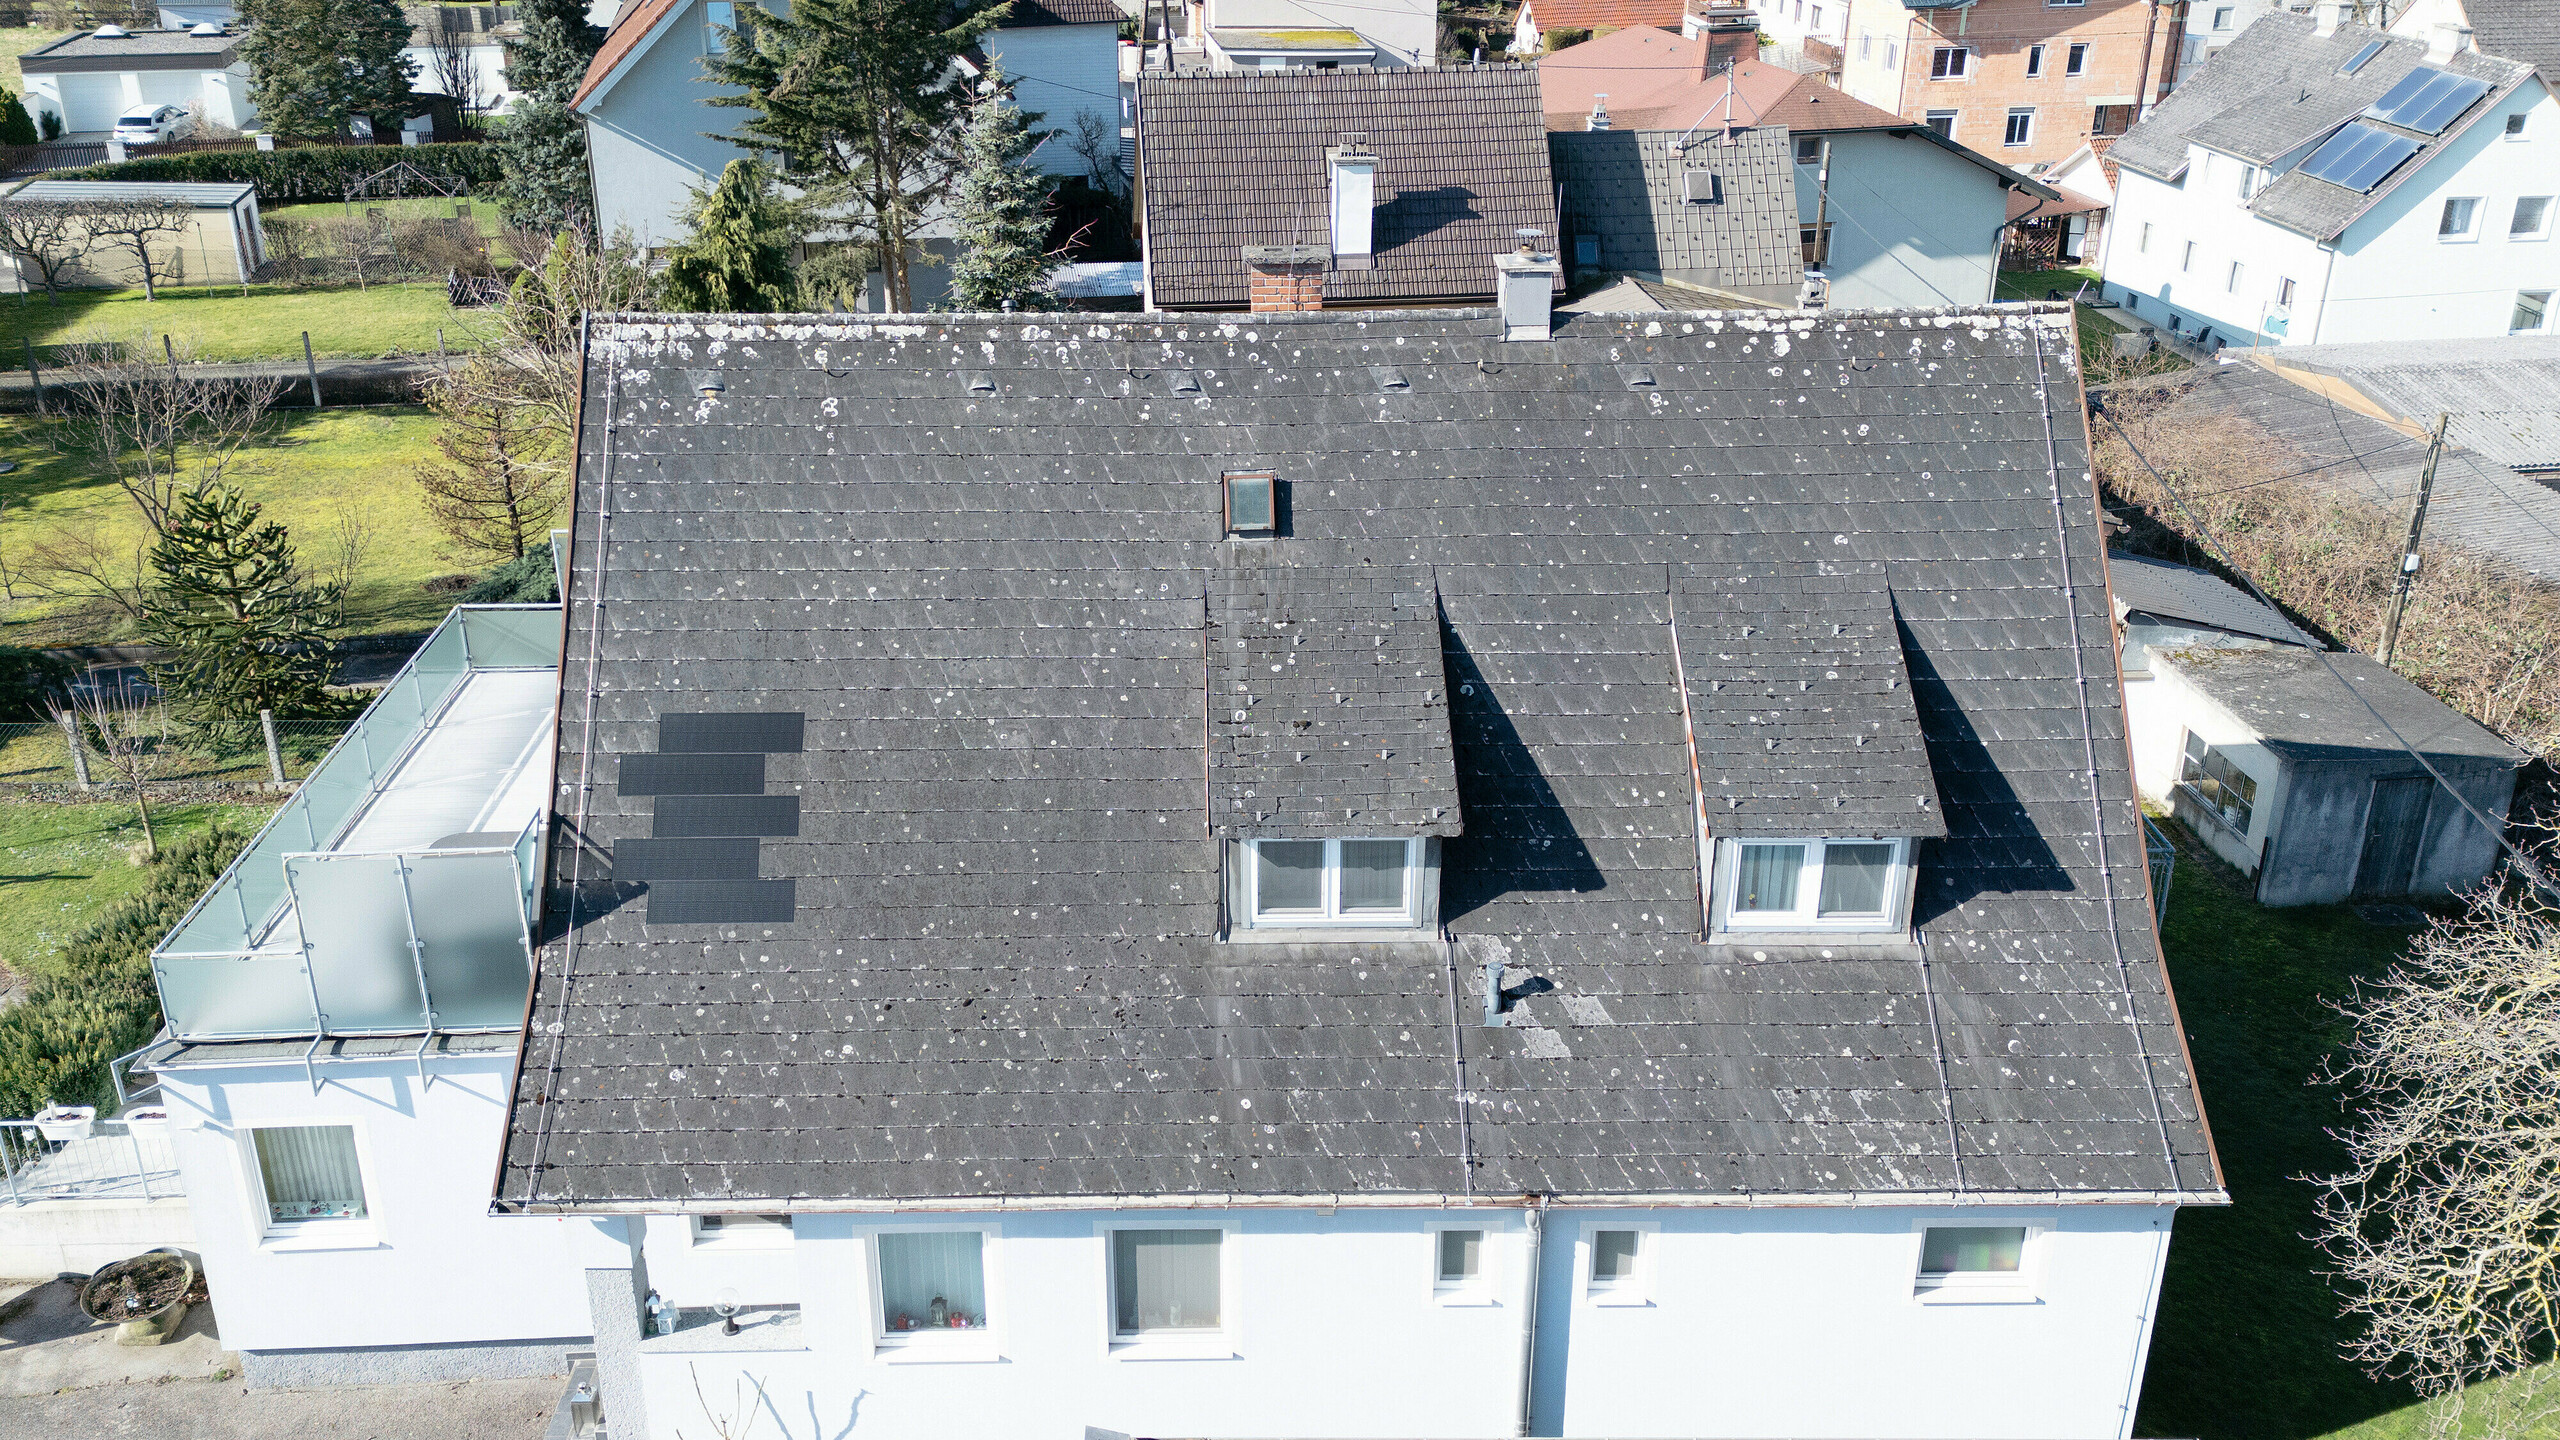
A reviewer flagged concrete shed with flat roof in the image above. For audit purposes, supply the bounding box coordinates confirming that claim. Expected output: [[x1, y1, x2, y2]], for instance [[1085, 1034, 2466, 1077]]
[[0, 178, 266, 290]]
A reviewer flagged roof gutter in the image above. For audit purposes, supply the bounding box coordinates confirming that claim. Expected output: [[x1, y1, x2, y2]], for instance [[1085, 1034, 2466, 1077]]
[[493, 1187, 2230, 1216]]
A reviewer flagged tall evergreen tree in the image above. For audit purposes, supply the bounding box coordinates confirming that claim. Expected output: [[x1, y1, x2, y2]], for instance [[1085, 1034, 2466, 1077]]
[[498, 0, 607, 231], [414, 359, 570, 560], [237, 0, 417, 139], [947, 67, 1058, 312], [142, 487, 344, 752], [705, 0, 1012, 312], [659, 159, 799, 311], [0, 90, 38, 147]]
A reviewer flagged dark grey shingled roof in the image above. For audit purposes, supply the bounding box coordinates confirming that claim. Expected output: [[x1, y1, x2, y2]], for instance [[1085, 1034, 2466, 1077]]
[[1209, 563, 1463, 839], [1548, 128, 1806, 305], [2107, 552, 2316, 647], [2455, 0, 2560, 83], [2109, 14, 2530, 241], [1136, 66, 1562, 310], [19, 28, 240, 70], [2161, 648, 2525, 764], [1677, 560, 1945, 840], [495, 305, 2221, 1212]]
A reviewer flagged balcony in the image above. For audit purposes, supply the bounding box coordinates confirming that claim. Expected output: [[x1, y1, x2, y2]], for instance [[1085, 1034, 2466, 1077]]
[[148, 605, 562, 1042]]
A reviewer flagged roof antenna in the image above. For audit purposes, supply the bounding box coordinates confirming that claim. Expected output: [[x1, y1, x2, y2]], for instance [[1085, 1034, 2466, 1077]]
[[1669, 67, 1746, 154]]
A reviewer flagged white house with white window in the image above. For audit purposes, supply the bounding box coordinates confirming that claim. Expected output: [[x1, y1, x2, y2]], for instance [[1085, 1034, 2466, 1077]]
[[2174, 0, 2287, 81], [2100, 8, 2557, 349]]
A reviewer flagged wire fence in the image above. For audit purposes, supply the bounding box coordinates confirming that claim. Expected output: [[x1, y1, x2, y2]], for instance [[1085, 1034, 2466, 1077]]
[[0, 715, 354, 793]]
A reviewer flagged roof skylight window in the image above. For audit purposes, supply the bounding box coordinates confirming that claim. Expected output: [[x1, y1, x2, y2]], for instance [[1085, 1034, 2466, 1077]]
[[1224, 471, 1275, 535], [2339, 39, 2387, 75]]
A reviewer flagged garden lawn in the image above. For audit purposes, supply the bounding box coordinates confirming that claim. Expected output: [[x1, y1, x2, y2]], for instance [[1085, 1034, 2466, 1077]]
[[1, 404, 475, 647], [266, 195, 512, 241], [1995, 264, 2135, 374], [0, 799, 273, 984], [0, 25, 71, 96], [0, 281, 464, 363], [2126, 818, 2543, 1440]]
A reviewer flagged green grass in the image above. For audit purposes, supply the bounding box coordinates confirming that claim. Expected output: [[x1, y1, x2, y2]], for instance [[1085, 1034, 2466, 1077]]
[[2128, 819, 2546, 1440], [0, 798, 272, 983], [0, 281, 471, 363], [0, 25, 72, 98], [1994, 264, 2138, 374], [266, 195, 513, 242], [1, 404, 480, 648]]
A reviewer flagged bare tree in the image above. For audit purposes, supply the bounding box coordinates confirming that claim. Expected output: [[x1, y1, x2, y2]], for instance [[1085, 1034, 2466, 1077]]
[[79, 197, 196, 301], [463, 226, 652, 446], [1070, 110, 1124, 200], [18, 525, 151, 630], [312, 214, 398, 291], [415, 359, 568, 560], [48, 336, 287, 537], [425, 18, 488, 140], [0, 198, 96, 306], [2314, 886, 2560, 1440], [48, 690, 177, 859]]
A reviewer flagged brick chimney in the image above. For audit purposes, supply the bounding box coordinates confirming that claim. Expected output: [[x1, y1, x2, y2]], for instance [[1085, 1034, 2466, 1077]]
[[1701, 1, 1759, 76], [1243, 244, 1328, 312]]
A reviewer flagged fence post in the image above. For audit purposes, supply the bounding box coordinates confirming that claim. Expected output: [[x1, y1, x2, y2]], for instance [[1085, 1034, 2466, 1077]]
[[437, 326, 448, 375], [59, 712, 91, 790], [22, 338, 43, 416], [261, 707, 286, 787], [302, 331, 322, 407], [163, 332, 179, 387]]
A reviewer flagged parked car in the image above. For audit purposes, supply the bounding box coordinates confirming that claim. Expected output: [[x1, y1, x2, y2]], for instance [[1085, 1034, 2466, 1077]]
[[111, 105, 194, 145]]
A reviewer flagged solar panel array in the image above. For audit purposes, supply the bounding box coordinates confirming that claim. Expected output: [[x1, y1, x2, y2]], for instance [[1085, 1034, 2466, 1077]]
[[2296, 122, 2423, 193], [2362, 65, 2493, 135]]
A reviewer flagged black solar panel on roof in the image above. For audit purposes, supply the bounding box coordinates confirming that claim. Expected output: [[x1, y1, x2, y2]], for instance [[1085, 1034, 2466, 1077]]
[[2364, 65, 2492, 134], [658, 712, 805, 753], [2297, 122, 2423, 192], [653, 794, 800, 837], [645, 879, 796, 925], [617, 752, 764, 796], [612, 837, 763, 881]]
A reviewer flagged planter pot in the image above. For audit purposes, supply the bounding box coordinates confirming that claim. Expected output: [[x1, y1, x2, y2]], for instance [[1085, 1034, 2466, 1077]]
[[78, 1249, 198, 1347], [114, 1301, 188, 1346], [123, 1109, 170, 1141], [34, 1105, 95, 1143]]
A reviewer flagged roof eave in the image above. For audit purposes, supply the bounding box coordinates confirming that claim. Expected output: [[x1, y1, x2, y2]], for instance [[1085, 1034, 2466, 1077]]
[[492, 1187, 2233, 1215]]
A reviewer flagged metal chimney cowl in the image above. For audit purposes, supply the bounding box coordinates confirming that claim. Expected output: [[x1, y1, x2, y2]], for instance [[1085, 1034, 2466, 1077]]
[[1327, 136, 1378, 271], [1496, 237, 1560, 343]]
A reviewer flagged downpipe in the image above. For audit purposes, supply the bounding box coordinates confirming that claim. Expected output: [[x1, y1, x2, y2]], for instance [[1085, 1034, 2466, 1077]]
[[1513, 1198, 1547, 1437]]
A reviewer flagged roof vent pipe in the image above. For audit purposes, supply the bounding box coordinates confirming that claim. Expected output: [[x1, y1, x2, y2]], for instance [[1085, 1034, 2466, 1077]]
[[1327, 136, 1377, 271], [2425, 22, 2473, 62], [1586, 93, 1611, 131], [1496, 229, 1560, 342]]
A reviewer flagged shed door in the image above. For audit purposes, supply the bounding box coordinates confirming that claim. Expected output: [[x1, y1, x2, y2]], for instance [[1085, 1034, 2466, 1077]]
[[2353, 777, 2433, 898]]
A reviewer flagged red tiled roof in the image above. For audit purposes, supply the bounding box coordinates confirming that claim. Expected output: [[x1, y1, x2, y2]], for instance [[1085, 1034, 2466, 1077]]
[[1538, 26, 1906, 134], [572, 0, 683, 109], [1524, 0, 1685, 32]]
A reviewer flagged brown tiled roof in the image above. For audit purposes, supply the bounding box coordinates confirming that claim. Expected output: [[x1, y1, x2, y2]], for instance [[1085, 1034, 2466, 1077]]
[[572, 0, 683, 109], [1539, 26, 1907, 134], [1136, 65, 1562, 309], [1525, 0, 1685, 32]]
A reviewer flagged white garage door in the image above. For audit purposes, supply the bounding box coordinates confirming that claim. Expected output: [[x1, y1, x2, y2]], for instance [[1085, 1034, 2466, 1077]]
[[54, 73, 125, 133]]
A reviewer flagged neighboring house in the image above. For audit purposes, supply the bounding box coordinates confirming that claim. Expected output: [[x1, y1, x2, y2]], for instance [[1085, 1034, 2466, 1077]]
[[2038, 136, 2122, 262], [1702, 0, 1844, 75], [17, 24, 255, 135], [2101, 8, 2555, 350], [2264, 333, 2560, 478], [1548, 126, 1804, 306], [574, 0, 1124, 250], [1136, 65, 1560, 310], [0, 178, 266, 288], [1509, 0, 1684, 56], [2391, 0, 2560, 85], [1834, 0, 2180, 167], [1175, 0, 1435, 69], [2176, 0, 2290, 82], [1541, 32, 2059, 308], [403, 2, 522, 116], [2130, 640, 2522, 905]]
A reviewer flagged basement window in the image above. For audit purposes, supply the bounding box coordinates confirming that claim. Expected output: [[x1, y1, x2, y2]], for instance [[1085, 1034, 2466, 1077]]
[[1224, 470, 1276, 535], [1712, 837, 1912, 934], [1246, 838, 1422, 927], [694, 1213, 795, 1248]]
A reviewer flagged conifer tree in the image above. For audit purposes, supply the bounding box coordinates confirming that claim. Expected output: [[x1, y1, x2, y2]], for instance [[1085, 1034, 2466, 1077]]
[[658, 160, 799, 312], [414, 360, 569, 560], [142, 487, 344, 752], [0, 90, 37, 147], [237, 0, 417, 139], [498, 0, 607, 231], [948, 68, 1058, 312]]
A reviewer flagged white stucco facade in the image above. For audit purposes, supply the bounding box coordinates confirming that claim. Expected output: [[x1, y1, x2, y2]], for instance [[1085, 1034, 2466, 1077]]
[[1797, 129, 2009, 309], [1751, 0, 1851, 60], [2100, 76, 2560, 347], [2121, 655, 2283, 875], [21, 60, 254, 134]]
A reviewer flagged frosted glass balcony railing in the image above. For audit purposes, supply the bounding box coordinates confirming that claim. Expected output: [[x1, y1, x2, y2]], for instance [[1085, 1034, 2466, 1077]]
[[150, 605, 563, 1041]]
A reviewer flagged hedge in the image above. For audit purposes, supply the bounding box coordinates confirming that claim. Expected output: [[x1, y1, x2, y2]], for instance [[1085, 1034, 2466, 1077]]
[[48, 142, 504, 203], [0, 821, 246, 1120]]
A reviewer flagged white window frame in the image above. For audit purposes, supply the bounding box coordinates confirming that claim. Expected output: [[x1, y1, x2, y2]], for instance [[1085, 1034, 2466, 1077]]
[[1578, 1220, 1658, 1307], [2211, 5, 2234, 30], [2025, 43, 2045, 78], [2181, 239, 2196, 272], [2514, 290, 2553, 335], [1929, 46, 1971, 81], [2438, 195, 2482, 242], [1243, 836, 1422, 928], [2065, 41, 2088, 76], [2138, 221, 2152, 253], [2003, 107, 2035, 148], [2046, 0, 2085, 7], [2504, 112, 2528, 140], [241, 1119, 382, 1251], [866, 1223, 1003, 1361], [1910, 1218, 2050, 1304], [1924, 108, 1958, 138], [1858, 30, 1871, 60], [2226, 260, 2244, 293], [692, 1212, 796, 1250], [2278, 275, 2297, 306], [2509, 195, 2553, 241], [1884, 41, 1899, 69], [1425, 1219, 1501, 1306], [1712, 837, 1913, 934], [703, 0, 735, 53], [1099, 1220, 1239, 1360]]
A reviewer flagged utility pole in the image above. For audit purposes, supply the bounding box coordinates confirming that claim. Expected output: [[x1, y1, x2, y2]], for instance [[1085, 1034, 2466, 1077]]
[[2378, 412, 2450, 667]]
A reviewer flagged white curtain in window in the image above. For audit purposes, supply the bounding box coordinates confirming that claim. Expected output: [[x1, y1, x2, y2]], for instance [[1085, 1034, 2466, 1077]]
[[1255, 842, 1324, 913], [254, 1126, 367, 1222], [1338, 840, 1407, 912], [1736, 844, 1802, 912], [1114, 1229, 1221, 1332], [1818, 843, 1893, 915], [878, 1231, 987, 1332]]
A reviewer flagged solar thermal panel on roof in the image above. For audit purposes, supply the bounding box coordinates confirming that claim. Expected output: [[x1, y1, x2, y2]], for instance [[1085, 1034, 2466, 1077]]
[[2340, 38, 2386, 73], [2297, 122, 2421, 192], [2364, 66, 2492, 134]]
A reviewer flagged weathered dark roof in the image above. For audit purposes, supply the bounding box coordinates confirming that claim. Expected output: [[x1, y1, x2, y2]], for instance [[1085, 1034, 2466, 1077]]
[[20, 26, 239, 70], [1209, 563, 1463, 839], [2269, 335, 2560, 474], [495, 305, 2221, 1212], [1136, 66, 1562, 309], [2107, 551, 2316, 647], [1677, 560, 1945, 839], [2160, 647, 2525, 764], [1549, 128, 1805, 302], [2109, 14, 2529, 240], [2454, 0, 2560, 84]]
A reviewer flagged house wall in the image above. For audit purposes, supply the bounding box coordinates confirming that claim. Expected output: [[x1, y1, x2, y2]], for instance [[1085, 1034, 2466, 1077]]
[[582, 0, 741, 249], [619, 1202, 2177, 1440], [2257, 754, 2516, 906], [2100, 157, 2335, 347], [1755, 0, 1850, 57], [1839, 0, 2176, 168], [2123, 657, 2287, 876], [2176, 0, 2285, 81], [1797, 128, 2006, 308], [984, 23, 1122, 177], [152, 1052, 596, 1370]]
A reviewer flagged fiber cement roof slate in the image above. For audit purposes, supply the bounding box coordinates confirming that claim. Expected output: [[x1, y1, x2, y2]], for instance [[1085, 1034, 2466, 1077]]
[[2161, 647, 2525, 763], [2105, 551, 2316, 647], [495, 305, 2219, 1211], [2269, 335, 2560, 474], [2455, 0, 2560, 84], [1549, 129, 1805, 299]]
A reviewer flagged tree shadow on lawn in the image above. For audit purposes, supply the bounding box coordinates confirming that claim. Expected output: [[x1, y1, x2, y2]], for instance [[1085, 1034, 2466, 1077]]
[[2135, 818, 2433, 1440], [0, 286, 120, 357]]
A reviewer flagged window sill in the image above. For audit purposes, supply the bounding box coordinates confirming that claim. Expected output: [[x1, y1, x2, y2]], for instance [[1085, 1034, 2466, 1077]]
[[875, 1334, 1003, 1364], [1108, 1335, 1236, 1361], [1432, 1286, 1501, 1308], [689, 1236, 796, 1251], [260, 1223, 384, 1253], [1583, 1291, 1652, 1308], [1227, 925, 1438, 944], [1914, 1284, 2043, 1306]]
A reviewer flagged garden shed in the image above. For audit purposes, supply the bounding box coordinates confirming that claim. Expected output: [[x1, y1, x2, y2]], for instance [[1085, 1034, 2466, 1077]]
[[0, 179, 265, 289]]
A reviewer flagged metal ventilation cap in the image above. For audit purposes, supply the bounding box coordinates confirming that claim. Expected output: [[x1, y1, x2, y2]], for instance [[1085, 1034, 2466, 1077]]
[[1371, 365, 1409, 393], [1168, 370, 1202, 395], [688, 370, 726, 399]]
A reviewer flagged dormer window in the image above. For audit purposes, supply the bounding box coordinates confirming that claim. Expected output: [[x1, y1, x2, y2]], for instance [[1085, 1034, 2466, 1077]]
[[1247, 838, 1422, 927], [1712, 837, 1915, 935]]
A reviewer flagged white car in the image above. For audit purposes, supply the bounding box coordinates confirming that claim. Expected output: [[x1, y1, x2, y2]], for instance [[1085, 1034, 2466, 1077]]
[[111, 105, 194, 145]]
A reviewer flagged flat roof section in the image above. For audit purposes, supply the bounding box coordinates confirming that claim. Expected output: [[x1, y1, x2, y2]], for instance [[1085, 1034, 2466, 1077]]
[[335, 669, 557, 855]]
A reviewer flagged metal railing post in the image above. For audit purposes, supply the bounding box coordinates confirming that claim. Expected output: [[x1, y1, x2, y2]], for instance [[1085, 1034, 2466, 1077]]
[[129, 1125, 151, 1201]]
